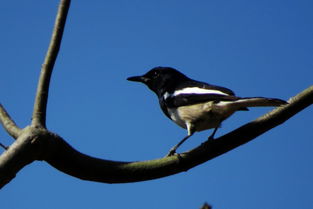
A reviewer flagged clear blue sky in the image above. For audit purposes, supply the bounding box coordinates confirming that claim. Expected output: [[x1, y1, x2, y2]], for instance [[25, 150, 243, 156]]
[[1, 1, 312, 209]]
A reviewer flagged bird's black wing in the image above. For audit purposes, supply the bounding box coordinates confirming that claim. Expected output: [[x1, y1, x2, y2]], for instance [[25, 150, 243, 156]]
[[165, 79, 240, 107], [176, 79, 236, 96], [159, 77, 248, 117]]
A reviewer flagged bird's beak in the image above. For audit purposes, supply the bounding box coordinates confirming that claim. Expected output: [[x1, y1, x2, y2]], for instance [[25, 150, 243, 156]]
[[127, 75, 150, 83]]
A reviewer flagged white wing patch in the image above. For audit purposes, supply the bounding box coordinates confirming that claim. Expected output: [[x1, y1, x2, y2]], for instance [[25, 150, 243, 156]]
[[173, 87, 229, 96]]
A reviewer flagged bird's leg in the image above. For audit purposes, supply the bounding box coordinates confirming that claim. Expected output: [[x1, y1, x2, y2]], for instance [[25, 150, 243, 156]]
[[166, 123, 195, 157], [166, 135, 191, 157], [208, 127, 219, 140]]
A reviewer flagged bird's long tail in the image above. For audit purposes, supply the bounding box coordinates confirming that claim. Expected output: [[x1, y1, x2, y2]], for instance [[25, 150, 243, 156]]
[[236, 97, 287, 107], [218, 97, 288, 110]]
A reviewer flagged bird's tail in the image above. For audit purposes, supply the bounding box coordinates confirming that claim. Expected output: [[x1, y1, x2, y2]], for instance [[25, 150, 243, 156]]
[[218, 97, 288, 110], [236, 97, 287, 107]]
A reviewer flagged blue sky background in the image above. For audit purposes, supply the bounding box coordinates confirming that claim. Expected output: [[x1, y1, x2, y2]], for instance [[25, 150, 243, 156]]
[[1, 1, 312, 209]]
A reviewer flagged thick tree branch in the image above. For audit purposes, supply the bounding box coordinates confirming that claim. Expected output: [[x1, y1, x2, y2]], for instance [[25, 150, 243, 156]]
[[32, 0, 71, 128], [0, 126, 54, 187], [0, 104, 21, 139], [44, 86, 312, 183], [0, 127, 38, 186], [0, 88, 311, 188]]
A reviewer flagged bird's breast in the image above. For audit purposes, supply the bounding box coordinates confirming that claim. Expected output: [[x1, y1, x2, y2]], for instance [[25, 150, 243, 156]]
[[167, 102, 235, 132]]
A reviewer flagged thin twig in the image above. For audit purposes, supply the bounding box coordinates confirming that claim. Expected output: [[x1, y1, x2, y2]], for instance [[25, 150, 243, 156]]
[[32, 0, 71, 128], [0, 142, 8, 150], [0, 104, 21, 139]]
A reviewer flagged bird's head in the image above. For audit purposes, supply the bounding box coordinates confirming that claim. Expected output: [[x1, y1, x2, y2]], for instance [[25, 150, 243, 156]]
[[127, 67, 187, 96]]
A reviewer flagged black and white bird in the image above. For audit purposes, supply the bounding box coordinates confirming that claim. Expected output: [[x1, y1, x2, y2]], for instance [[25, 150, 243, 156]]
[[127, 67, 287, 156]]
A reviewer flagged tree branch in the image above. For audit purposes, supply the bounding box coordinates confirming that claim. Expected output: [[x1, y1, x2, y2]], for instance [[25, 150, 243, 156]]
[[0, 85, 311, 188], [0, 104, 21, 139], [44, 86, 312, 183], [0, 127, 37, 186], [31, 0, 71, 128]]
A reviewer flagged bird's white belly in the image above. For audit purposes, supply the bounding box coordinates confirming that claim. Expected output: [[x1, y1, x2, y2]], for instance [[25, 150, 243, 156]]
[[167, 102, 236, 132]]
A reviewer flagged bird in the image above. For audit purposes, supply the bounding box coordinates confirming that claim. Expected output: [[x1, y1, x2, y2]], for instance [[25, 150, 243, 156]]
[[127, 67, 287, 156]]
